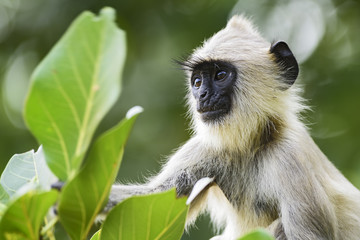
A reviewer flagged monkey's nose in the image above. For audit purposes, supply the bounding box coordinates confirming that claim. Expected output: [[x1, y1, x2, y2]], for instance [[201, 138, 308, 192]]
[[199, 87, 210, 100], [200, 91, 207, 99]]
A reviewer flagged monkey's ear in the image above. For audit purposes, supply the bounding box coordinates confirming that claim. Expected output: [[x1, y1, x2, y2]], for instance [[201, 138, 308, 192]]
[[270, 41, 299, 87]]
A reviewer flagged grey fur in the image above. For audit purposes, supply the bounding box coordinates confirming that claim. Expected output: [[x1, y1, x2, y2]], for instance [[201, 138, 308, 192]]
[[106, 16, 360, 240]]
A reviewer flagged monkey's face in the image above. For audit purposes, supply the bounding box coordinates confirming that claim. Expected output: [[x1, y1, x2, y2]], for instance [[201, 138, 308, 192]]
[[190, 60, 237, 122], [180, 16, 276, 130], [181, 15, 299, 149]]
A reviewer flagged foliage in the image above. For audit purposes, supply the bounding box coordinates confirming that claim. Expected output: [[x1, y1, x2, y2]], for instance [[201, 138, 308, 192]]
[[0, 190, 58, 240], [0, 6, 274, 240], [57, 106, 143, 239], [100, 189, 187, 240], [238, 229, 274, 240], [23, 7, 126, 181], [0, 7, 190, 240]]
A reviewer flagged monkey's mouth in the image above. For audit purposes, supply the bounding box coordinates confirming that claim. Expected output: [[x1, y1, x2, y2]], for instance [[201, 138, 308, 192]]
[[197, 96, 231, 122], [198, 107, 229, 121]]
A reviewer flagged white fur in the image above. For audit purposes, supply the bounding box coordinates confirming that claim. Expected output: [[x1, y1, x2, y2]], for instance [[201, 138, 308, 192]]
[[109, 15, 360, 240], [182, 15, 360, 239], [185, 16, 305, 155]]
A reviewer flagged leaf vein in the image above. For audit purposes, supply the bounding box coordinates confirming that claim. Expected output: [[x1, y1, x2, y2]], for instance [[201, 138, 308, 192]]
[[154, 208, 187, 240], [39, 100, 71, 177], [74, 21, 106, 158], [68, 52, 88, 100], [52, 72, 82, 129]]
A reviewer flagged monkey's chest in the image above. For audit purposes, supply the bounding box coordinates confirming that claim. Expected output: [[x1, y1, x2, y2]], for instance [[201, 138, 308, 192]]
[[205, 182, 277, 234], [213, 162, 278, 221], [215, 168, 256, 207]]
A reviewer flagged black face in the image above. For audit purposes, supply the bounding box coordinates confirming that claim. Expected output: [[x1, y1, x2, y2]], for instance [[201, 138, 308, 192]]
[[190, 60, 237, 122]]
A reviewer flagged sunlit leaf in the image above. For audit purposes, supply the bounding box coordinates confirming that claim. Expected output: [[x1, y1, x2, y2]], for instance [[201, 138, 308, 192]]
[[90, 230, 101, 240], [0, 202, 6, 218], [238, 229, 274, 240], [24, 7, 127, 180], [0, 150, 36, 198], [0, 183, 9, 204], [0, 190, 58, 240], [33, 146, 58, 190], [186, 177, 214, 205], [58, 107, 142, 240], [100, 189, 188, 240], [0, 147, 57, 200]]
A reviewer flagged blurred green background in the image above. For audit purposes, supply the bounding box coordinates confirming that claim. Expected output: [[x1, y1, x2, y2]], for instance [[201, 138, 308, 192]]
[[0, 0, 359, 239]]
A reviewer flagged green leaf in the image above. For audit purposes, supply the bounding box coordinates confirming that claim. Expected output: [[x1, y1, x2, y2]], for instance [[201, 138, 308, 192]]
[[0, 150, 36, 198], [238, 229, 274, 240], [33, 146, 58, 190], [0, 202, 6, 218], [58, 107, 142, 240], [0, 190, 58, 240], [100, 189, 188, 240], [0, 147, 57, 200], [90, 230, 101, 240], [24, 7, 127, 180], [0, 184, 9, 204], [0, 150, 36, 201]]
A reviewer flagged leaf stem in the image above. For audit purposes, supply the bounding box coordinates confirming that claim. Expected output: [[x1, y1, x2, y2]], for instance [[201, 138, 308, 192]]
[[41, 215, 59, 240]]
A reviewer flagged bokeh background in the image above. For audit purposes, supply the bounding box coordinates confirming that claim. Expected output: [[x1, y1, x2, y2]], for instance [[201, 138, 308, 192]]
[[0, 0, 359, 239]]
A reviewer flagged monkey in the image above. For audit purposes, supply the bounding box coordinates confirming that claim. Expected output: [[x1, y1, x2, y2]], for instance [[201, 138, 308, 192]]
[[106, 15, 360, 240]]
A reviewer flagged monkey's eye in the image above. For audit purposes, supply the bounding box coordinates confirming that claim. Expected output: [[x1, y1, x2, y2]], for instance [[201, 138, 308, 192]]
[[215, 70, 227, 81], [193, 77, 202, 88]]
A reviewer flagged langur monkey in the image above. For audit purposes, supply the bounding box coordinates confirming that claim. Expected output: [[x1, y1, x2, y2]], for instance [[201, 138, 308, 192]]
[[107, 16, 360, 240]]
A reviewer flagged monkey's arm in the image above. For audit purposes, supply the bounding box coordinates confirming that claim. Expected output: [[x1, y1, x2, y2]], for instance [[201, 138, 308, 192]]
[[105, 137, 209, 211]]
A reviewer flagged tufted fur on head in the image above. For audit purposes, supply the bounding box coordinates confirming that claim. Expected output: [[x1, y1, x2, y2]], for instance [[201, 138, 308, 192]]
[[181, 15, 305, 155]]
